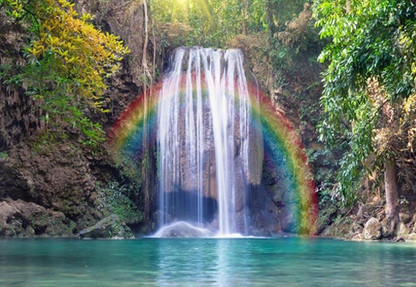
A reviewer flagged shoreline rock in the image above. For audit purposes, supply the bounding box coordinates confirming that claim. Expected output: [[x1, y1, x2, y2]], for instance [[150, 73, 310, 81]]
[[79, 214, 134, 239], [363, 217, 382, 240]]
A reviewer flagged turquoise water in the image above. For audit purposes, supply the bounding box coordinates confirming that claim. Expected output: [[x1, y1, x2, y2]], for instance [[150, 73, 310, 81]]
[[0, 238, 416, 287]]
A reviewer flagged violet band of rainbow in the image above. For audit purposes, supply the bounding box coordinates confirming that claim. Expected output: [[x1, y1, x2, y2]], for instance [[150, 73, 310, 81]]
[[108, 74, 318, 235]]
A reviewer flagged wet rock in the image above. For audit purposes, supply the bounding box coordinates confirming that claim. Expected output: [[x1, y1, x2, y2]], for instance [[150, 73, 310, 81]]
[[153, 222, 213, 238], [399, 212, 412, 224], [251, 210, 281, 234], [79, 215, 134, 239], [153, 211, 174, 227], [363, 217, 382, 240], [252, 228, 272, 237], [247, 118, 264, 185], [233, 171, 246, 213], [280, 210, 297, 233], [235, 210, 247, 233], [208, 216, 219, 230]]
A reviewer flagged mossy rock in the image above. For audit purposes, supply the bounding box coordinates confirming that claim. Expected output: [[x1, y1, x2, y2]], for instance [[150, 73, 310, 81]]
[[78, 214, 134, 239]]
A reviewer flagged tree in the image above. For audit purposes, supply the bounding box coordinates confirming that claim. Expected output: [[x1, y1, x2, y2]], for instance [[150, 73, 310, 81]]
[[149, 0, 273, 47], [314, 0, 416, 232], [1, 0, 129, 147]]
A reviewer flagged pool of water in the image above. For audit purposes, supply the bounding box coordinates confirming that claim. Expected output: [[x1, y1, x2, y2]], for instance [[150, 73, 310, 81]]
[[0, 237, 415, 286]]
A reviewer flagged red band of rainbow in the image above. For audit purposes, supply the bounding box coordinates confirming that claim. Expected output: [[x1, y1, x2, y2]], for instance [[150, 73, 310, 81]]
[[108, 74, 318, 235]]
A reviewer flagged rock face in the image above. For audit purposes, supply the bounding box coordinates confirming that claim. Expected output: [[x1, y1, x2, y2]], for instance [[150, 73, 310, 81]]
[[0, 198, 75, 237], [0, 143, 108, 232], [363, 217, 382, 240], [153, 222, 213, 238], [79, 215, 134, 239], [0, 1, 157, 237]]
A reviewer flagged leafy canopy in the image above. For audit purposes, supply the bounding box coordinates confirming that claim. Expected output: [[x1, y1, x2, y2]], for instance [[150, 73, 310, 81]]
[[150, 0, 270, 47], [313, 0, 416, 204]]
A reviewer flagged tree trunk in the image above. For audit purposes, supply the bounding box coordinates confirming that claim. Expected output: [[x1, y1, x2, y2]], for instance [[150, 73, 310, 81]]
[[242, 19, 247, 36], [382, 157, 399, 237], [241, 0, 248, 36], [385, 158, 399, 219], [266, 0, 275, 40]]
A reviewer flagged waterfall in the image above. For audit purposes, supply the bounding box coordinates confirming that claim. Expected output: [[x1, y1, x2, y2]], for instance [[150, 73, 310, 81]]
[[157, 47, 262, 236]]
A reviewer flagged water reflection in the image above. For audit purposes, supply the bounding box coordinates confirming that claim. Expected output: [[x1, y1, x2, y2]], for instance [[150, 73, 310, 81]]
[[215, 240, 230, 287], [155, 239, 257, 287], [1, 239, 416, 287]]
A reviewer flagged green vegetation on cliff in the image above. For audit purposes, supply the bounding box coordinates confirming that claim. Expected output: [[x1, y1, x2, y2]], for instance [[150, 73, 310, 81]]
[[1, 0, 129, 148]]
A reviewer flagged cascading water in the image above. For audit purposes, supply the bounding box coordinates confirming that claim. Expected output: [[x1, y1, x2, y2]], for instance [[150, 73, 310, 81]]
[[157, 47, 263, 236]]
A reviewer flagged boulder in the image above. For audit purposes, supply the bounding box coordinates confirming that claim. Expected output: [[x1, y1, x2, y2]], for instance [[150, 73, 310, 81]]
[[153, 221, 213, 238], [0, 199, 75, 237], [79, 214, 134, 239], [363, 217, 382, 240]]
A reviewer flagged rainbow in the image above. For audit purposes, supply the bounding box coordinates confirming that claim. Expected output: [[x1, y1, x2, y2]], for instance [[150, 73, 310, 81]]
[[108, 74, 318, 235]]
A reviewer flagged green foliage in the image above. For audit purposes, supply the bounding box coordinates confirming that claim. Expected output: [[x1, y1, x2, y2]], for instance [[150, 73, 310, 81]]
[[313, 0, 416, 205], [0, 152, 8, 159], [0, 64, 23, 88], [98, 181, 143, 224], [150, 0, 271, 47], [150, 0, 320, 90], [0, 0, 129, 148], [333, 214, 342, 226], [31, 130, 64, 154]]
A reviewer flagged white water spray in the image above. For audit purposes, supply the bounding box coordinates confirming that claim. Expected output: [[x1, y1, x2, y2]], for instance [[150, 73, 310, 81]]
[[157, 47, 261, 236]]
